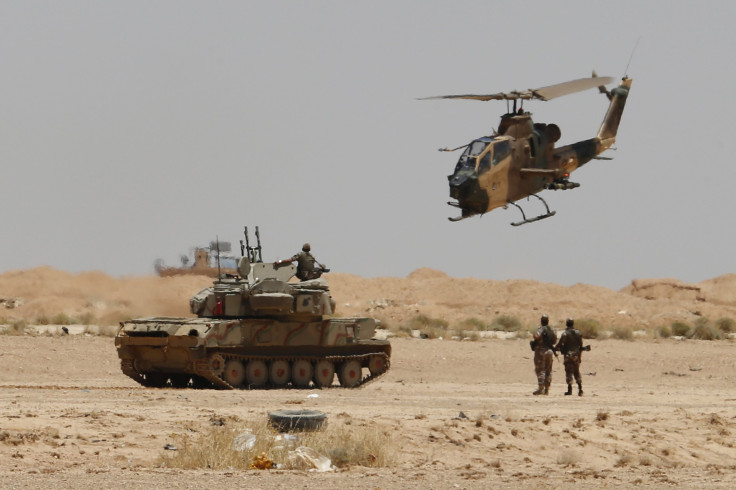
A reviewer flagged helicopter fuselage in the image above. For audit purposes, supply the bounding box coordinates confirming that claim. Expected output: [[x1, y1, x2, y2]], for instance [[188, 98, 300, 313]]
[[446, 77, 632, 222]]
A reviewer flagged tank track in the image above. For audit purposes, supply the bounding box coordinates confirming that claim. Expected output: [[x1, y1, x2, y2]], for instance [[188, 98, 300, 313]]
[[193, 352, 391, 389], [121, 353, 390, 390]]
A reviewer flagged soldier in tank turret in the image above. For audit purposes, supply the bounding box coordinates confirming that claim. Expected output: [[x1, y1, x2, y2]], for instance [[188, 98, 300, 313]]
[[275, 243, 329, 281]]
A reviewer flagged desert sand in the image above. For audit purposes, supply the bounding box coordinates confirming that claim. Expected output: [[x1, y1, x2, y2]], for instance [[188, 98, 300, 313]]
[[1, 268, 736, 488]]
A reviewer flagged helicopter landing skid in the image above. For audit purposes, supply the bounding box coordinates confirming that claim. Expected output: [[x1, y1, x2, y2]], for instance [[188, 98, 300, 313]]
[[447, 201, 481, 222], [509, 194, 556, 227]]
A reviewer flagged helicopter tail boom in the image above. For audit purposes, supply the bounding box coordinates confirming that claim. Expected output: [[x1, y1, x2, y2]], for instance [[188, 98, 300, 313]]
[[597, 77, 632, 150]]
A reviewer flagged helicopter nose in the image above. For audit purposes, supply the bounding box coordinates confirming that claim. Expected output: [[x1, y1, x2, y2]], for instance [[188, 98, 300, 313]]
[[448, 172, 478, 200]]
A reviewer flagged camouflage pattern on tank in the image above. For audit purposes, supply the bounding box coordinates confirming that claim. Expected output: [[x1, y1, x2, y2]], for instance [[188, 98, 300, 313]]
[[115, 229, 391, 389]]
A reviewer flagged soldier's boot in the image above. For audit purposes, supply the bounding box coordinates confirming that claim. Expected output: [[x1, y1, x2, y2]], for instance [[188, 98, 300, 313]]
[[564, 384, 572, 396], [533, 384, 545, 395], [578, 383, 583, 397], [543, 383, 550, 395]]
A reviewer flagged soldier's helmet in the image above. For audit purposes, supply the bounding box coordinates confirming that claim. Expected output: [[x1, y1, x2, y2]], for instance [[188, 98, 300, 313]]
[[540, 314, 549, 326], [566, 318, 574, 328], [302, 243, 311, 252]]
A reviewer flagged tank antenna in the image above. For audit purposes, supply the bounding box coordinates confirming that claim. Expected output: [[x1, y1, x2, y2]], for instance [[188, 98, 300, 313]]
[[215, 235, 222, 280]]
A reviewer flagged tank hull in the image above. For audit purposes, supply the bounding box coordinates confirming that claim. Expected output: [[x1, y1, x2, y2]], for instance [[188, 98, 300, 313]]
[[115, 316, 391, 389]]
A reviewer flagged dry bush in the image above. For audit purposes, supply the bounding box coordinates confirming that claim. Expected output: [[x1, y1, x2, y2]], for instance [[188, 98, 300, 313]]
[[611, 325, 633, 340], [0, 319, 28, 336], [488, 315, 521, 332], [576, 319, 602, 339], [51, 313, 73, 325], [403, 314, 448, 339], [596, 411, 609, 422], [671, 321, 690, 337], [162, 417, 397, 470], [458, 317, 488, 331], [716, 317, 736, 334], [689, 319, 721, 340], [657, 325, 672, 338]]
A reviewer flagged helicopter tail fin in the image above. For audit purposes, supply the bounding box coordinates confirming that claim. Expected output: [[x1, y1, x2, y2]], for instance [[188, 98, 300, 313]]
[[597, 77, 632, 150]]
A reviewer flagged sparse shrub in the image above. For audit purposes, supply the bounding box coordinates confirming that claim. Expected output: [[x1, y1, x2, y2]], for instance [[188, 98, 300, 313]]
[[715, 317, 735, 334], [576, 319, 601, 339], [657, 325, 672, 338], [35, 315, 50, 325], [404, 314, 448, 338], [162, 417, 396, 470], [51, 313, 73, 325], [407, 314, 447, 330], [458, 317, 488, 331], [690, 319, 721, 340], [611, 325, 633, 340], [488, 315, 521, 332], [671, 321, 690, 337], [596, 410, 609, 421], [2, 319, 28, 336]]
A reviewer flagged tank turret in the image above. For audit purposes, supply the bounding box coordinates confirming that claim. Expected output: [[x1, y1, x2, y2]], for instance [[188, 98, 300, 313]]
[[115, 227, 390, 390], [188, 258, 336, 320]]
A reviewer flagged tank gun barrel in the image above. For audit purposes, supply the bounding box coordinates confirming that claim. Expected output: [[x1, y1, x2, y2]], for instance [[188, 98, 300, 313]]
[[254, 226, 263, 262]]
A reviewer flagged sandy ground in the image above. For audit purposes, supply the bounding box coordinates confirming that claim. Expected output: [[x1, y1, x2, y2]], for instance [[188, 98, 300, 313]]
[[2, 334, 736, 489]]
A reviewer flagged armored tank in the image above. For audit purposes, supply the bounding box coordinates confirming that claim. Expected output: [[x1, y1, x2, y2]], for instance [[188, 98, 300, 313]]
[[115, 228, 391, 389]]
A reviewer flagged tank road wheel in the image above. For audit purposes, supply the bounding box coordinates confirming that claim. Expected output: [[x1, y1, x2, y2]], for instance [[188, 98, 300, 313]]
[[245, 360, 268, 388], [270, 360, 291, 386], [368, 355, 386, 376], [292, 359, 313, 388], [338, 360, 363, 388], [223, 360, 246, 387], [313, 360, 335, 388], [209, 353, 226, 376]]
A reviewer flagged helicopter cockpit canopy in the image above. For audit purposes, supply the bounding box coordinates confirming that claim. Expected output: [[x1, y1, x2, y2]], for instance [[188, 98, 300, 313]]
[[454, 137, 511, 174]]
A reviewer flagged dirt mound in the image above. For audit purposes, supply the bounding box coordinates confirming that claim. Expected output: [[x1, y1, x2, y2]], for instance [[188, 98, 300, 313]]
[[1, 267, 735, 328], [406, 268, 449, 280], [621, 278, 704, 302]]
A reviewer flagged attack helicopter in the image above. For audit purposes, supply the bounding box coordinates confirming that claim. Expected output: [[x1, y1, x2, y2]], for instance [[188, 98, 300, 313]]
[[421, 74, 632, 225]]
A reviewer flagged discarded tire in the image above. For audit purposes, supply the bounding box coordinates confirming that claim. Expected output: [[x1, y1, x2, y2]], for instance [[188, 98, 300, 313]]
[[268, 409, 327, 432]]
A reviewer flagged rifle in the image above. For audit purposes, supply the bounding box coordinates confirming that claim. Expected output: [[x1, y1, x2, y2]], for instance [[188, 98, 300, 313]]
[[582, 345, 591, 352]]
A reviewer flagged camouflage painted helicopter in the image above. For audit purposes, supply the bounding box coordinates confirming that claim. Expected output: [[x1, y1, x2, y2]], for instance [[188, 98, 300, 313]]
[[422, 74, 632, 225]]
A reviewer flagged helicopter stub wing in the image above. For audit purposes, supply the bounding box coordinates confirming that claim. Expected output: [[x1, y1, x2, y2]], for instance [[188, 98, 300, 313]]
[[419, 76, 614, 102]]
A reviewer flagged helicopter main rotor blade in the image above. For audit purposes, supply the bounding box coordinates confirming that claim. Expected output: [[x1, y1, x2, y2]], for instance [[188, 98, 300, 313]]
[[419, 75, 614, 102]]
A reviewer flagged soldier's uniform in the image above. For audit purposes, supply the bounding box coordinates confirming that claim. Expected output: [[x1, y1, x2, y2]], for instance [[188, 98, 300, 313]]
[[555, 318, 584, 396], [277, 243, 326, 282], [291, 251, 318, 281], [530, 316, 557, 395]]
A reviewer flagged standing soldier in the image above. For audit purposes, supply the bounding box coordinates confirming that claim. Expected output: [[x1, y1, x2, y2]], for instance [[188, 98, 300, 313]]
[[530, 314, 557, 395], [555, 318, 588, 396]]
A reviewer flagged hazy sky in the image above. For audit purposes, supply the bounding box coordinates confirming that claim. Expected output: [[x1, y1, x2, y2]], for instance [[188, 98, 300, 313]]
[[1, 1, 733, 289]]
